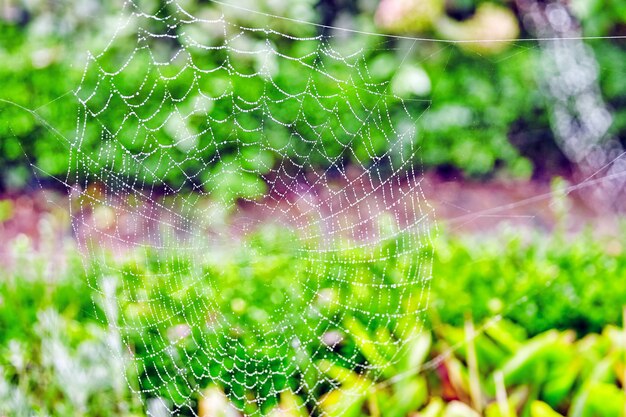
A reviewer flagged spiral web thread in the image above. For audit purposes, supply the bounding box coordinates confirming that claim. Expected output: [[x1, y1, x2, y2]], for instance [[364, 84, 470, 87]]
[[68, 0, 436, 415]]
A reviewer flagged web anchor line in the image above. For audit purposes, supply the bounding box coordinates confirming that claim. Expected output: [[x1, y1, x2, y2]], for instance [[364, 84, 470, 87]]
[[517, 0, 626, 212]]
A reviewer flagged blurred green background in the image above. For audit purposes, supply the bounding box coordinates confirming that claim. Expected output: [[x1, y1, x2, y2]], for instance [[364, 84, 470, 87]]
[[1, 0, 625, 190], [1, 0, 626, 416]]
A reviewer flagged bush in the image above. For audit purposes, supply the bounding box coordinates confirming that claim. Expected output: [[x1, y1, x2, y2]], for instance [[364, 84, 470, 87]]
[[431, 225, 626, 335], [1, 216, 625, 415], [8, 0, 626, 189]]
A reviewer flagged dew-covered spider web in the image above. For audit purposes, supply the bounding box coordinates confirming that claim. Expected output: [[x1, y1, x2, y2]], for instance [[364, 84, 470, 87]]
[[68, 0, 436, 415]]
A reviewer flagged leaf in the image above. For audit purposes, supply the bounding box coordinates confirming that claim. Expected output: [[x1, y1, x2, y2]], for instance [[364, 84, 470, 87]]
[[401, 331, 431, 373], [569, 352, 619, 417], [317, 360, 369, 388], [444, 356, 471, 400], [443, 400, 480, 417], [0, 199, 13, 223], [542, 359, 581, 407], [497, 330, 560, 385], [382, 376, 428, 417], [485, 401, 517, 417], [530, 401, 564, 417], [344, 317, 396, 378], [485, 320, 526, 353], [573, 382, 625, 417], [419, 397, 445, 417], [266, 391, 309, 417]]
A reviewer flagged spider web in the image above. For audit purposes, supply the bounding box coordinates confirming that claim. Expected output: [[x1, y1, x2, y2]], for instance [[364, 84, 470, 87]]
[[68, 0, 435, 415]]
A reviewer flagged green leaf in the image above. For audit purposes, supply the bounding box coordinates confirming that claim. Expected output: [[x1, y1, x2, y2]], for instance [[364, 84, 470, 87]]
[[530, 401, 564, 417]]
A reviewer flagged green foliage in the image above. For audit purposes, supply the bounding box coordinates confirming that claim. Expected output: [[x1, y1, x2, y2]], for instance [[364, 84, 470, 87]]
[[305, 318, 626, 417], [6, 0, 623, 190], [418, 49, 540, 178], [107, 223, 427, 413], [431, 225, 626, 335], [0, 237, 141, 416], [1, 220, 625, 415]]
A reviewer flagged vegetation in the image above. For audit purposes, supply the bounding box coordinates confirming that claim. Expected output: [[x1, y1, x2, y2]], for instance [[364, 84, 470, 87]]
[[1, 213, 624, 416], [2, 1, 626, 416], [2, 0, 626, 190]]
